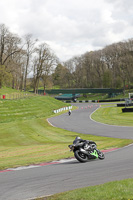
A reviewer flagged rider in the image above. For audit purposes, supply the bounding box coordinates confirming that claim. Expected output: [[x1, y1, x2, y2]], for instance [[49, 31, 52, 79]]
[[74, 136, 96, 150], [68, 109, 71, 115], [74, 136, 86, 143]]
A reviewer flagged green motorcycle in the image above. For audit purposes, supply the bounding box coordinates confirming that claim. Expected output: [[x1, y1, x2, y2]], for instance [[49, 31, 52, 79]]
[[68, 137, 105, 163]]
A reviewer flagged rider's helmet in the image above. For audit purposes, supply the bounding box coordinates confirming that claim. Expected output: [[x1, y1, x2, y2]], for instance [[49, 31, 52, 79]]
[[75, 136, 81, 140]]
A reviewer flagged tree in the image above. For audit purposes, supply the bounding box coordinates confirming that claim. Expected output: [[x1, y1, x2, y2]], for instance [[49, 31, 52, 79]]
[[0, 24, 22, 65], [71, 56, 84, 88], [23, 34, 37, 91], [0, 65, 12, 88], [41, 51, 57, 91], [52, 63, 71, 88], [33, 43, 57, 93], [0, 24, 22, 88]]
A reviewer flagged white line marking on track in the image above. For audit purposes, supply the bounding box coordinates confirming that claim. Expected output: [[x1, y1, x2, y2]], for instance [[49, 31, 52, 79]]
[[47, 118, 56, 127], [90, 106, 133, 127]]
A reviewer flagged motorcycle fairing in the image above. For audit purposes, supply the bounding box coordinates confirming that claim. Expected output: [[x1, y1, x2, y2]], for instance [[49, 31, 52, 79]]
[[90, 149, 98, 158]]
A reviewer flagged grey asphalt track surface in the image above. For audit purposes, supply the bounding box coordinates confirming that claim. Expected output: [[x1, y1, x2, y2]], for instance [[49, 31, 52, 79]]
[[49, 103, 133, 139], [0, 103, 133, 200]]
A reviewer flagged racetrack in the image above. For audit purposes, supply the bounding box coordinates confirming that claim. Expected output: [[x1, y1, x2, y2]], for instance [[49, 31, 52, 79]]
[[49, 103, 133, 139], [0, 103, 133, 200]]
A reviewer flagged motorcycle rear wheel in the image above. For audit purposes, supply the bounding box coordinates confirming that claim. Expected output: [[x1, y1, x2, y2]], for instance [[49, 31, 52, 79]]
[[74, 150, 88, 162]]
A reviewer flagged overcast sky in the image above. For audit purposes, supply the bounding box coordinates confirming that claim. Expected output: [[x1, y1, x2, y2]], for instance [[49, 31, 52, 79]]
[[0, 0, 133, 61]]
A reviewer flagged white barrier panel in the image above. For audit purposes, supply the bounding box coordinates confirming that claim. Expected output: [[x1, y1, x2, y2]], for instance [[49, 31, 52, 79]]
[[53, 106, 73, 113]]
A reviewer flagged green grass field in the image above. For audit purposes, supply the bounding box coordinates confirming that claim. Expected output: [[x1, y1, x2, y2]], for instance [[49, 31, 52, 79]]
[[0, 88, 133, 200], [37, 179, 133, 200], [0, 87, 22, 94], [0, 92, 132, 170], [91, 105, 133, 126]]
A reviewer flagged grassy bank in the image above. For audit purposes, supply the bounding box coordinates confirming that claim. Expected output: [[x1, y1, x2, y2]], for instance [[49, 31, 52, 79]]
[[0, 95, 67, 123], [37, 179, 133, 200], [1, 116, 132, 169], [0, 88, 133, 170], [91, 105, 133, 126], [1, 89, 133, 200]]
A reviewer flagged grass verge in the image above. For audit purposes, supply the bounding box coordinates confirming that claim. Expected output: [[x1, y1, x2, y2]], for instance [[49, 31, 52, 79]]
[[91, 105, 133, 126], [36, 179, 133, 200], [1, 117, 132, 170], [0, 88, 133, 200], [0, 90, 133, 170]]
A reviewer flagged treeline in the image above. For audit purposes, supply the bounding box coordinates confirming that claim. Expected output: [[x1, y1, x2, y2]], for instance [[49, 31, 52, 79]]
[[1, 23, 133, 94], [0, 24, 57, 93], [53, 39, 133, 93]]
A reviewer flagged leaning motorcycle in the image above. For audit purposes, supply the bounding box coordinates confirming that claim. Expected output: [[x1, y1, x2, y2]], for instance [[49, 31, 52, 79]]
[[68, 138, 105, 163]]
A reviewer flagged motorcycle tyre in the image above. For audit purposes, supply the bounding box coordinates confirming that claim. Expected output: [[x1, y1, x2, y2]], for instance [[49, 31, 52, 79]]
[[74, 150, 88, 163], [97, 150, 105, 160]]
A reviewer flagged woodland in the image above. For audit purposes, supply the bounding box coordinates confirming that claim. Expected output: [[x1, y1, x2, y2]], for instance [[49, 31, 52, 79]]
[[0, 23, 133, 93]]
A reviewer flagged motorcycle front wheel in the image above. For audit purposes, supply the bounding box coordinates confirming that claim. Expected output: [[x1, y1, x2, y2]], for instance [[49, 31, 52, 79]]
[[97, 150, 105, 159], [74, 150, 88, 162]]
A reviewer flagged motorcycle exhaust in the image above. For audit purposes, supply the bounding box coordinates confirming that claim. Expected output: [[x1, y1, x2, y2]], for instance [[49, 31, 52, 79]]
[[80, 148, 89, 155]]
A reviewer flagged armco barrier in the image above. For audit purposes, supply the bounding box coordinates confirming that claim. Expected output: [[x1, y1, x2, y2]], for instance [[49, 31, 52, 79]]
[[53, 106, 72, 114], [64, 99, 125, 103], [122, 108, 133, 112]]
